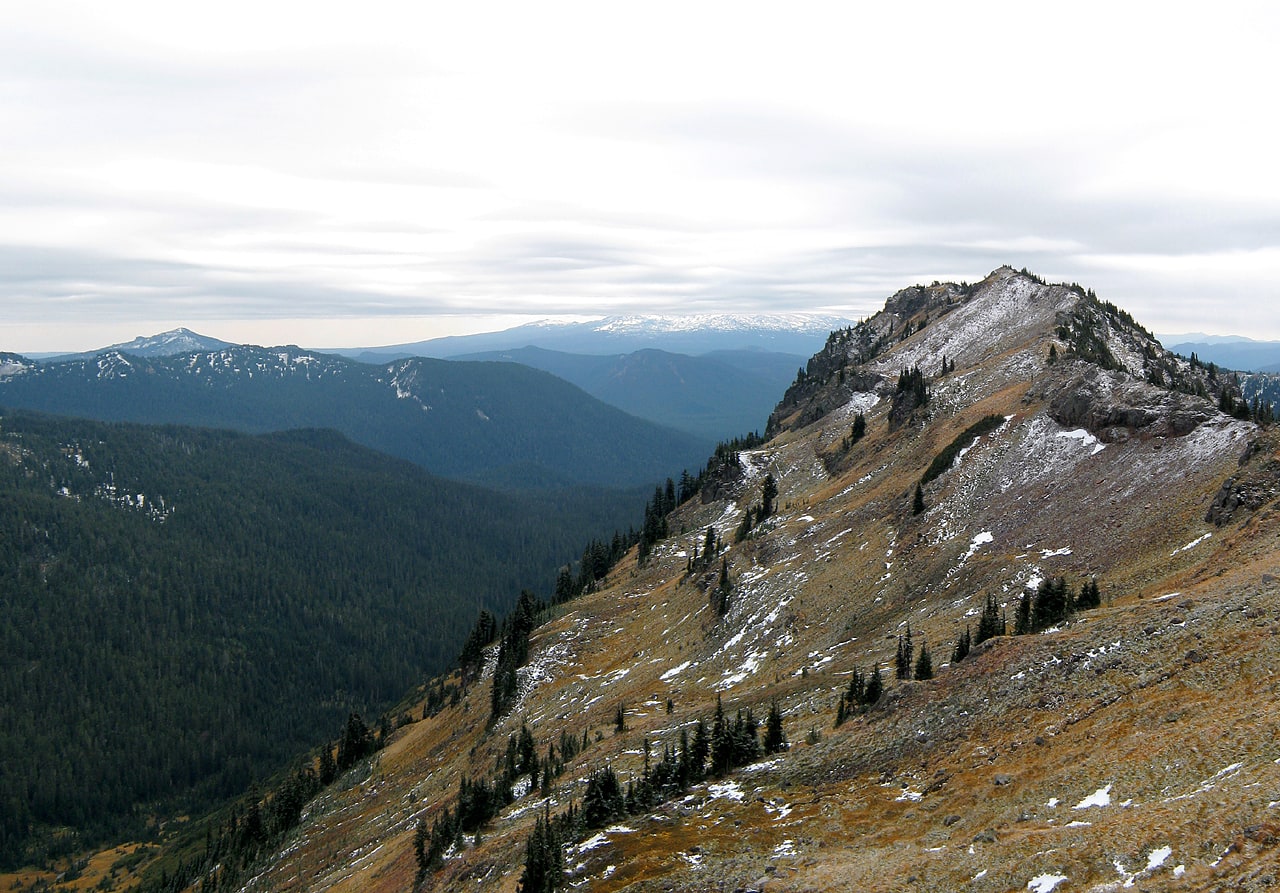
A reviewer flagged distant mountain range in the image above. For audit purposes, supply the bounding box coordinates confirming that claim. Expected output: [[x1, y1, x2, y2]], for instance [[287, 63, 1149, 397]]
[[1160, 333, 1280, 373], [0, 346, 711, 491], [338, 312, 855, 361], [452, 346, 802, 440]]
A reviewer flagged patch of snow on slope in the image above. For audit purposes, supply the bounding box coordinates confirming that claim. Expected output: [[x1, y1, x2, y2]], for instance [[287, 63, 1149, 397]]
[[1073, 784, 1112, 809], [1172, 533, 1212, 556], [961, 531, 993, 563], [707, 781, 744, 801], [661, 661, 693, 681], [1057, 428, 1107, 455], [1027, 874, 1067, 893], [1146, 846, 1172, 870]]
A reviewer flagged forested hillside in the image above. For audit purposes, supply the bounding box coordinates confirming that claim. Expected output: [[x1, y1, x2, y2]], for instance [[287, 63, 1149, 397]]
[[0, 410, 640, 869], [0, 347, 710, 491]]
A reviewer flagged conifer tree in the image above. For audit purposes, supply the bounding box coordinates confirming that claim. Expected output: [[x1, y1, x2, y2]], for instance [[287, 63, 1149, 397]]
[[896, 625, 914, 679], [710, 695, 733, 776], [761, 474, 778, 519], [913, 483, 925, 515], [951, 626, 971, 663], [914, 640, 933, 681], [975, 594, 1004, 644], [1014, 592, 1032, 635], [1077, 577, 1102, 610], [764, 701, 788, 754], [863, 663, 883, 705], [690, 719, 710, 780], [851, 412, 867, 444]]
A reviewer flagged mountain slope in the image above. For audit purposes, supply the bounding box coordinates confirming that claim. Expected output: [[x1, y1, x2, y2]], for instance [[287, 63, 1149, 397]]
[[453, 346, 796, 440], [137, 268, 1280, 893], [0, 347, 711, 490], [0, 410, 646, 870]]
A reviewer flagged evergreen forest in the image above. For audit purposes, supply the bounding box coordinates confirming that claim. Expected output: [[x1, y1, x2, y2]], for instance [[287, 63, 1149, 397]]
[[0, 409, 642, 868]]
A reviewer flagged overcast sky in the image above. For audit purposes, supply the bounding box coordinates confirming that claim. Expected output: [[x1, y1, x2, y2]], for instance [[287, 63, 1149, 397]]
[[4, 1, 1279, 352]]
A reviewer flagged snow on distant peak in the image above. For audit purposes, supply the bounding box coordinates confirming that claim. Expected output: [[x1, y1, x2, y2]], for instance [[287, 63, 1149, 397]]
[[103, 328, 235, 357], [590, 313, 852, 336]]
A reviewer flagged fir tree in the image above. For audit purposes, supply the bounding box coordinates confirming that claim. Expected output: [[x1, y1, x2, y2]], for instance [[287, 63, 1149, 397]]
[[914, 640, 933, 681], [896, 624, 914, 679], [761, 474, 778, 519], [764, 701, 788, 755], [1077, 577, 1102, 610], [913, 483, 925, 515], [951, 626, 971, 663], [863, 664, 883, 705], [850, 412, 867, 444], [1014, 592, 1032, 636], [975, 594, 1004, 644], [518, 807, 564, 892]]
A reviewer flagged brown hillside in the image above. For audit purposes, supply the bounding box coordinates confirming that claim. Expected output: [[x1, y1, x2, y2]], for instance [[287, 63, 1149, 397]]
[[235, 267, 1280, 893]]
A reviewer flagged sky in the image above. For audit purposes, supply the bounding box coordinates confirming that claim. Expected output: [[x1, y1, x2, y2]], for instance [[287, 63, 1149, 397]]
[[4, 1, 1280, 353]]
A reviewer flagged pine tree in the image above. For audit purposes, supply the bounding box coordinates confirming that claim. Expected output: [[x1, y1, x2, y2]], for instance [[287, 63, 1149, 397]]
[[975, 594, 1004, 644], [896, 624, 914, 680], [914, 640, 933, 681], [761, 474, 778, 519], [951, 626, 971, 663], [913, 483, 925, 515], [710, 695, 733, 776], [850, 412, 866, 444], [863, 664, 883, 705], [1077, 577, 1102, 610], [1014, 592, 1032, 635], [764, 701, 788, 754], [690, 719, 709, 780]]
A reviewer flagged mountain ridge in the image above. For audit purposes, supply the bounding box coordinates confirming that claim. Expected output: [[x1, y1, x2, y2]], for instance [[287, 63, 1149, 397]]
[[143, 267, 1280, 893], [0, 345, 711, 491]]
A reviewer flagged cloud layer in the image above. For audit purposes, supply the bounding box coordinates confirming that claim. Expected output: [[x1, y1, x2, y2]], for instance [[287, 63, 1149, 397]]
[[4, 1, 1279, 351]]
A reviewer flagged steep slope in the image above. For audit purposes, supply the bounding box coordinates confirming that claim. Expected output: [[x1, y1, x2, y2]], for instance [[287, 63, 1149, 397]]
[[454, 346, 796, 440], [0, 411, 646, 870], [0, 347, 711, 490], [151, 268, 1280, 893]]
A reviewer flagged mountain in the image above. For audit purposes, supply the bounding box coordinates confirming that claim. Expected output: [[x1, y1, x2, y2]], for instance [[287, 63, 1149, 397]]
[[136, 266, 1280, 893], [37, 327, 236, 362], [340, 313, 854, 362], [1162, 334, 1280, 373], [453, 346, 801, 441], [0, 409, 653, 870], [0, 346, 711, 491]]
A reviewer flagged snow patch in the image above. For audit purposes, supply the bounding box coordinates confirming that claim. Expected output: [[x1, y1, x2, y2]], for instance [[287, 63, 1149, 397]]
[[1027, 873, 1067, 893], [1057, 428, 1106, 455], [1171, 533, 1212, 556], [1073, 784, 1112, 809]]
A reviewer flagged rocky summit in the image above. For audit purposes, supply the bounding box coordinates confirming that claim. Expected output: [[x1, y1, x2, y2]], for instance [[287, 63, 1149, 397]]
[[235, 267, 1280, 892]]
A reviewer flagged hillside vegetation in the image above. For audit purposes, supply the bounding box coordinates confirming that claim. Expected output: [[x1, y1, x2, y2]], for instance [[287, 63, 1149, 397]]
[[0, 411, 644, 870]]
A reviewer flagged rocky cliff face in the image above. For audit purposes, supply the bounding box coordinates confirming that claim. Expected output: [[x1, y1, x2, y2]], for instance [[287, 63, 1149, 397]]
[[225, 269, 1280, 893]]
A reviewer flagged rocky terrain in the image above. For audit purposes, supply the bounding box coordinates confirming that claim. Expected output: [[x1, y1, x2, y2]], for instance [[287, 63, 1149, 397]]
[[161, 268, 1280, 892]]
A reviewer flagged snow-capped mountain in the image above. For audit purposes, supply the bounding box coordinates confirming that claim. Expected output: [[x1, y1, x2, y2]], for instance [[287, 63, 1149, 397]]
[[340, 312, 858, 362], [37, 327, 236, 363]]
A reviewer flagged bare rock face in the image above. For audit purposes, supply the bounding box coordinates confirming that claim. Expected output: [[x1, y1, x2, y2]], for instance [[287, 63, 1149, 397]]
[[1047, 368, 1216, 442], [1205, 435, 1280, 524]]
